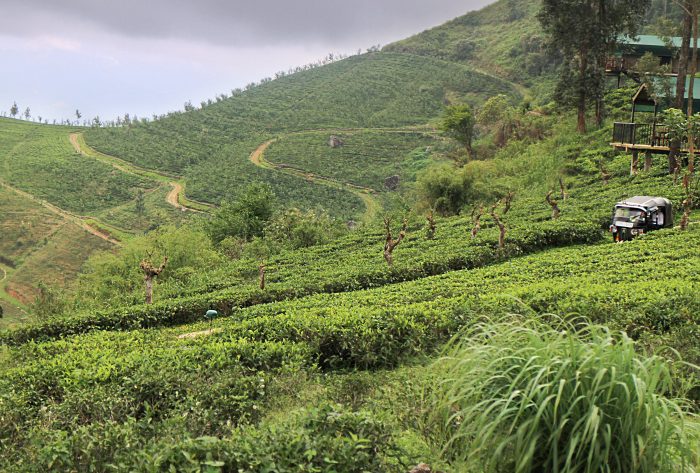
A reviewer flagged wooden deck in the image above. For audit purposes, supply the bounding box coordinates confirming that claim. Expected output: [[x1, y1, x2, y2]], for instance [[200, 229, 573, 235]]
[[610, 142, 673, 154], [611, 122, 694, 155]]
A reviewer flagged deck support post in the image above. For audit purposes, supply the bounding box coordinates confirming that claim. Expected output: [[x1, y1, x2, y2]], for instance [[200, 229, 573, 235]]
[[644, 151, 653, 172], [630, 151, 639, 176]]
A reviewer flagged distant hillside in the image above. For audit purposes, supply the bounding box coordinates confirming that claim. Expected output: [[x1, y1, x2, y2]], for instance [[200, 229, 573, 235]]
[[384, 0, 555, 88], [85, 52, 520, 218], [0, 118, 192, 316]]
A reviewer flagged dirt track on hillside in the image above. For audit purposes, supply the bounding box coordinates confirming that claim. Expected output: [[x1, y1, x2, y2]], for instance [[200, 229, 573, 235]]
[[0, 181, 121, 246], [248, 136, 381, 222], [70, 133, 208, 214]]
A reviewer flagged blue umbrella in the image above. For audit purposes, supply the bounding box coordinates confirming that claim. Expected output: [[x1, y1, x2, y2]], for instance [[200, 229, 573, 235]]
[[205, 309, 218, 329]]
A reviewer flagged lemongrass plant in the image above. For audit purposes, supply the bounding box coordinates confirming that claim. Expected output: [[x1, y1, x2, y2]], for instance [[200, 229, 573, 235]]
[[427, 316, 699, 473]]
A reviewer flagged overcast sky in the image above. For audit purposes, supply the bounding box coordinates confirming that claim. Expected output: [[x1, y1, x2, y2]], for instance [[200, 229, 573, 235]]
[[1, 0, 494, 122]]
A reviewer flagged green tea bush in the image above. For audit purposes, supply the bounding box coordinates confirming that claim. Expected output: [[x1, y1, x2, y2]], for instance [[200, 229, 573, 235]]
[[30, 404, 401, 472], [1, 217, 602, 345], [427, 318, 699, 473], [86, 53, 518, 217], [152, 404, 400, 473]]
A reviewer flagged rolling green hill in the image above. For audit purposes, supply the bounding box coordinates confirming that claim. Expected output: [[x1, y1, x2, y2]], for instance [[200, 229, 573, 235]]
[[0, 119, 153, 214], [0, 119, 197, 314], [1, 0, 699, 470], [384, 0, 554, 88], [84, 52, 521, 219]]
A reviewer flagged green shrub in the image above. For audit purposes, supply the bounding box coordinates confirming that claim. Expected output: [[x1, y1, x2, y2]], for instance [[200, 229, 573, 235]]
[[427, 318, 699, 473], [206, 183, 276, 243], [0, 218, 602, 345], [154, 404, 400, 473], [33, 404, 402, 473]]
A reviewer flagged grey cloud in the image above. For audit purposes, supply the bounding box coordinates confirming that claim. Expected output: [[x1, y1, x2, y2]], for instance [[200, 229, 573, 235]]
[[2, 0, 494, 47]]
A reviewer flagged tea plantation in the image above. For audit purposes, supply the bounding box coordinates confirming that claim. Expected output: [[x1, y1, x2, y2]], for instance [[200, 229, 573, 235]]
[[84, 52, 520, 218], [1, 0, 699, 470], [1, 220, 698, 470]]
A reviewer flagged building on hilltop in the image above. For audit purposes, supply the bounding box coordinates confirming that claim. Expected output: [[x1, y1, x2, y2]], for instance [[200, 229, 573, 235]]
[[606, 35, 698, 85], [611, 76, 700, 174]]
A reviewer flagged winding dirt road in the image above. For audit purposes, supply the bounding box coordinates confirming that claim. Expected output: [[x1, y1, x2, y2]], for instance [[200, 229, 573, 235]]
[[70, 133, 209, 214], [248, 128, 441, 222], [0, 180, 122, 246], [249, 137, 380, 222]]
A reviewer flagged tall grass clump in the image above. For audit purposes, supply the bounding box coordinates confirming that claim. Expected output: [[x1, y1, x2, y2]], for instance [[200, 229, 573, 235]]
[[427, 317, 698, 473]]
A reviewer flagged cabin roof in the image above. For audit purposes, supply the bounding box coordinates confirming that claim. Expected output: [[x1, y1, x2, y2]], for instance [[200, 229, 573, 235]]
[[632, 77, 700, 112], [616, 35, 690, 57]]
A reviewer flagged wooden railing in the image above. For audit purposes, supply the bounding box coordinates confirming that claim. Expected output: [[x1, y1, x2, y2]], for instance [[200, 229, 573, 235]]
[[612, 122, 671, 148], [606, 57, 626, 73]]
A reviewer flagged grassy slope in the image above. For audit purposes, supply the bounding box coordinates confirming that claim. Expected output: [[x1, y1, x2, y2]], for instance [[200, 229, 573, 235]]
[[0, 119, 154, 214], [84, 52, 521, 219], [264, 130, 446, 192], [0, 185, 112, 328], [0, 119, 197, 306], [384, 0, 555, 95]]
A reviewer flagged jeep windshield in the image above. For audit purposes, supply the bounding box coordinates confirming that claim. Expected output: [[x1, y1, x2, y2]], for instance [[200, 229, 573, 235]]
[[614, 207, 646, 224]]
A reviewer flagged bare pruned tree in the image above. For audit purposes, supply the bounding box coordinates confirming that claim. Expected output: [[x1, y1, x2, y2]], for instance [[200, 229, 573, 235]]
[[259, 263, 266, 290], [139, 252, 168, 304], [502, 191, 515, 215], [384, 216, 408, 266], [559, 176, 568, 200], [546, 191, 561, 220], [425, 210, 436, 240], [490, 203, 506, 250], [470, 205, 484, 239]]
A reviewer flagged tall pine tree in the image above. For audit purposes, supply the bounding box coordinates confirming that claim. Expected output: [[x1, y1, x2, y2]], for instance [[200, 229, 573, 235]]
[[539, 0, 650, 133]]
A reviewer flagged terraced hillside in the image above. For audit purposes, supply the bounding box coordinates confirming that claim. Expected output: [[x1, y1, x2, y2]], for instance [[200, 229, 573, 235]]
[[264, 129, 444, 192], [2, 0, 699, 470], [384, 0, 552, 88], [1, 217, 697, 470], [84, 52, 521, 219], [3, 116, 688, 341], [0, 119, 197, 313]]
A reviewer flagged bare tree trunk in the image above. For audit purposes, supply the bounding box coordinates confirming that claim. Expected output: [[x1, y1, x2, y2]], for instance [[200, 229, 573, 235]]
[[503, 191, 515, 214], [630, 151, 639, 176], [471, 206, 483, 239], [140, 255, 168, 305], [680, 198, 692, 230], [144, 278, 154, 305], [384, 217, 407, 266], [259, 263, 266, 290], [490, 204, 506, 250], [425, 211, 436, 240], [671, 7, 692, 173], [546, 191, 561, 219], [559, 177, 567, 200]]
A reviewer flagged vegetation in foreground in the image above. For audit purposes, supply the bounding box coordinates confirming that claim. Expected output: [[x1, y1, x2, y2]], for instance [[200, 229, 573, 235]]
[[2, 0, 700, 470]]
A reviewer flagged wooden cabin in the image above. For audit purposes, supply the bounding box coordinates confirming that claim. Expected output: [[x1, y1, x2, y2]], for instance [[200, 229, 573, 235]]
[[606, 35, 700, 83], [611, 77, 700, 174]]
